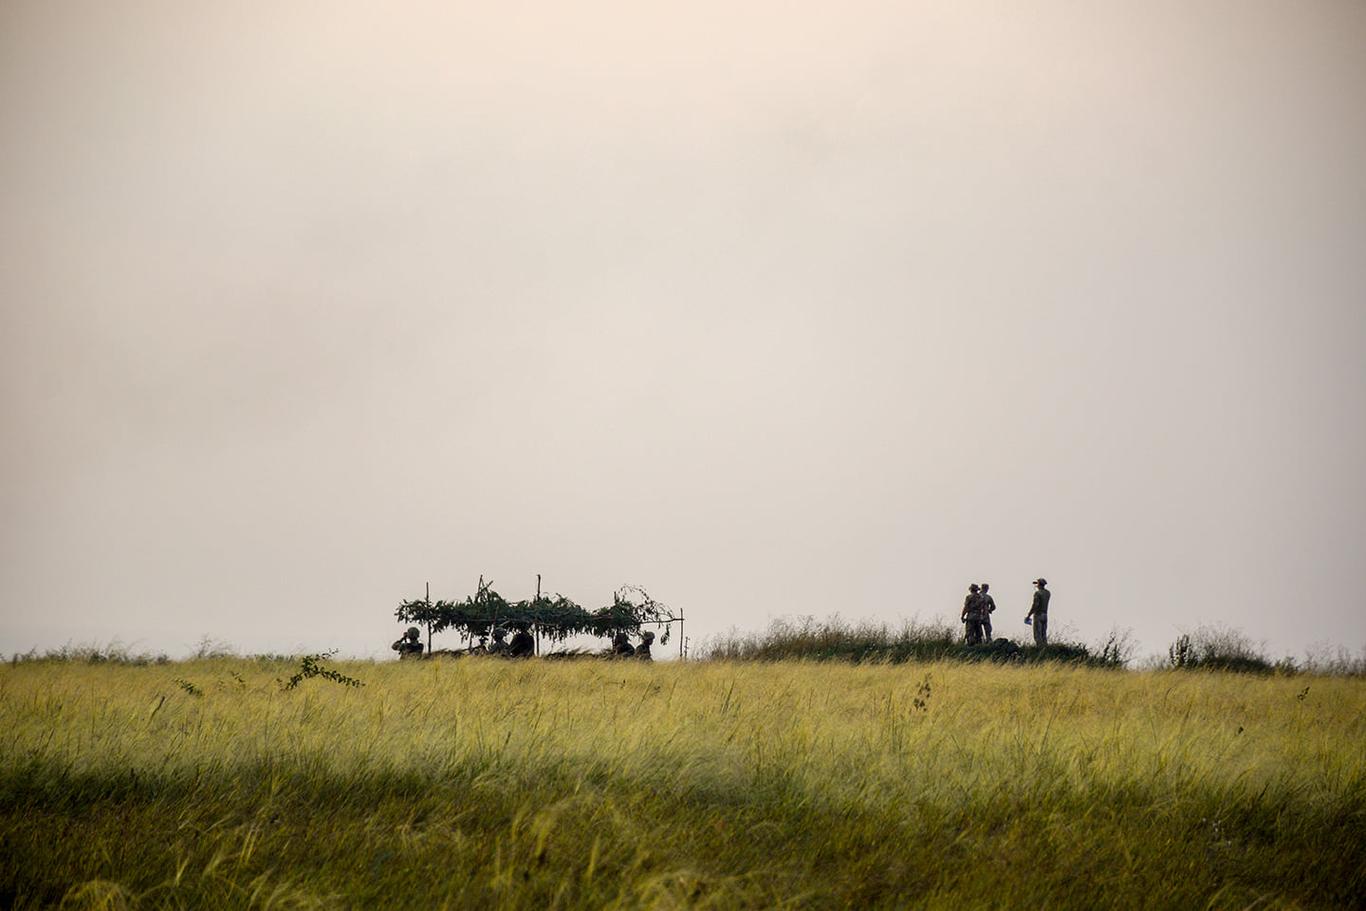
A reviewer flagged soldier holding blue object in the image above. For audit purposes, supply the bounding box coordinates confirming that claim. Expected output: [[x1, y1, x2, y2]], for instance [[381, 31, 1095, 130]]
[[1025, 579, 1050, 646]]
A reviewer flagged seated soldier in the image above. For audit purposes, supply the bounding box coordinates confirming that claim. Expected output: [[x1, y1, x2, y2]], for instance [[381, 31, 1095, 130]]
[[508, 626, 535, 658], [391, 627, 424, 659], [611, 630, 635, 658], [635, 630, 655, 661], [487, 627, 509, 655]]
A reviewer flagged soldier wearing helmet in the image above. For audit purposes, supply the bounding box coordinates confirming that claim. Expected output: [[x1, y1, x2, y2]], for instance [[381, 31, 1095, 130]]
[[391, 627, 424, 659]]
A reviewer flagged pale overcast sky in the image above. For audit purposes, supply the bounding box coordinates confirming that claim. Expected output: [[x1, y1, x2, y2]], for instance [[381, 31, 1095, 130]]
[[2, 0, 1364, 661]]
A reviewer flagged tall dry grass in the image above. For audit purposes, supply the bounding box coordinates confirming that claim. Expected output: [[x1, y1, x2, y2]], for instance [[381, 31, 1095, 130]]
[[1, 657, 1362, 908]]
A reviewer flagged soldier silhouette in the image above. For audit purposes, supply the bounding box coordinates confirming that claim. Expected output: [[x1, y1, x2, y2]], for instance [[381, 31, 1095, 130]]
[[979, 583, 996, 641], [391, 627, 424, 659], [508, 625, 535, 658], [1025, 578, 1050, 646], [961, 584, 985, 645]]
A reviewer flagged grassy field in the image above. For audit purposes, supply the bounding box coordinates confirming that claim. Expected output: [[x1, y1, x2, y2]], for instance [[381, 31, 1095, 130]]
[[1, 657, 1362, 909]]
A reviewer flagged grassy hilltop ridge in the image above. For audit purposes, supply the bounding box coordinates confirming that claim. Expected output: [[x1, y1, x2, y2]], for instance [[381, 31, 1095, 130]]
[[1, 658, 1363, 909]]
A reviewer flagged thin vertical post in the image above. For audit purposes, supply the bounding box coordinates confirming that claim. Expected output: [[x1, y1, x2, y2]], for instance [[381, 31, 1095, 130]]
[[534, 574, 542, 656], [678, 608, 684, 660], [425, 581, 432, 656]]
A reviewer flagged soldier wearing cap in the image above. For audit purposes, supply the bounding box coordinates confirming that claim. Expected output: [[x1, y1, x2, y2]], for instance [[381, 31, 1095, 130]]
[[487, 627, 509, 655], [635, 630, 656, 661], [961, 584, 985, 646], [611, 631, 636, 658], [979, 583, 996, 642], [1025, 578, 1050, 646], [391, 627, 424, 659]]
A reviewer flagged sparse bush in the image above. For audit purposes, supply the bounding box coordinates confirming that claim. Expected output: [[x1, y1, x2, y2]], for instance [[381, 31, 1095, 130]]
[[281, 650, 365, 690], [8, 643, 170, 666], [190, 635, 236, 660], [1166, 626, 1274, 674], [1095, 628, 1137, 667], [1302, 643, 1366, 677]]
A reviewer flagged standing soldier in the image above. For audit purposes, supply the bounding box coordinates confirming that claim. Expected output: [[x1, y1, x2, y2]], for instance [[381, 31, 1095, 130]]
[[1025, 578, 1050, 646], [979, 583, 996, 642], [962, 584, 984, 646]]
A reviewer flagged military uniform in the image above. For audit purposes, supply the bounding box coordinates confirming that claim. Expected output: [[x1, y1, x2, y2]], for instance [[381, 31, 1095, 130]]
[[962, 589, 985, 646], [635, 631, 655, 661], [391, 628, 424, 660], [1027, 581, 1050, 646], [979, 588, 996, 641]]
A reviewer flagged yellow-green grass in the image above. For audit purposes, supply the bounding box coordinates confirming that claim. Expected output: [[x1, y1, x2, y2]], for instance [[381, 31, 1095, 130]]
[[1, 658, 1362, 909]]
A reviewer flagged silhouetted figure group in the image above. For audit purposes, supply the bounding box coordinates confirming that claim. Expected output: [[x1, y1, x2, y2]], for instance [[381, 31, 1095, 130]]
[[390, 623, 535, 659], [610, 630, 655, 660], [391, 625, 657, 660], [962, 579, 1050, 646], [961, 585, 991, 645]]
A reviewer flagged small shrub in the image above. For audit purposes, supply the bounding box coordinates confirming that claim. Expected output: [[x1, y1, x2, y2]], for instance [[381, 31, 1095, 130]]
[[8, 643, 169, 666], [191, 636, 236, 660], [1302, 644, 1366, 677], [1166, 626, 1273, 674], [1095, 628, 1137, 667], [281, 651, 365, 690]]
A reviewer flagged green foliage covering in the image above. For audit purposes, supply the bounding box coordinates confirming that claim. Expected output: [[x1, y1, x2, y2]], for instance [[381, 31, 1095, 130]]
[[394, 581, 674, 646]]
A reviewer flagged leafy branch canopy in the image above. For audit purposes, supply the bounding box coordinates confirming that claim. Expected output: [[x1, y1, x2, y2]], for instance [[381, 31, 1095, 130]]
[[394, 581, 674, 645]]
